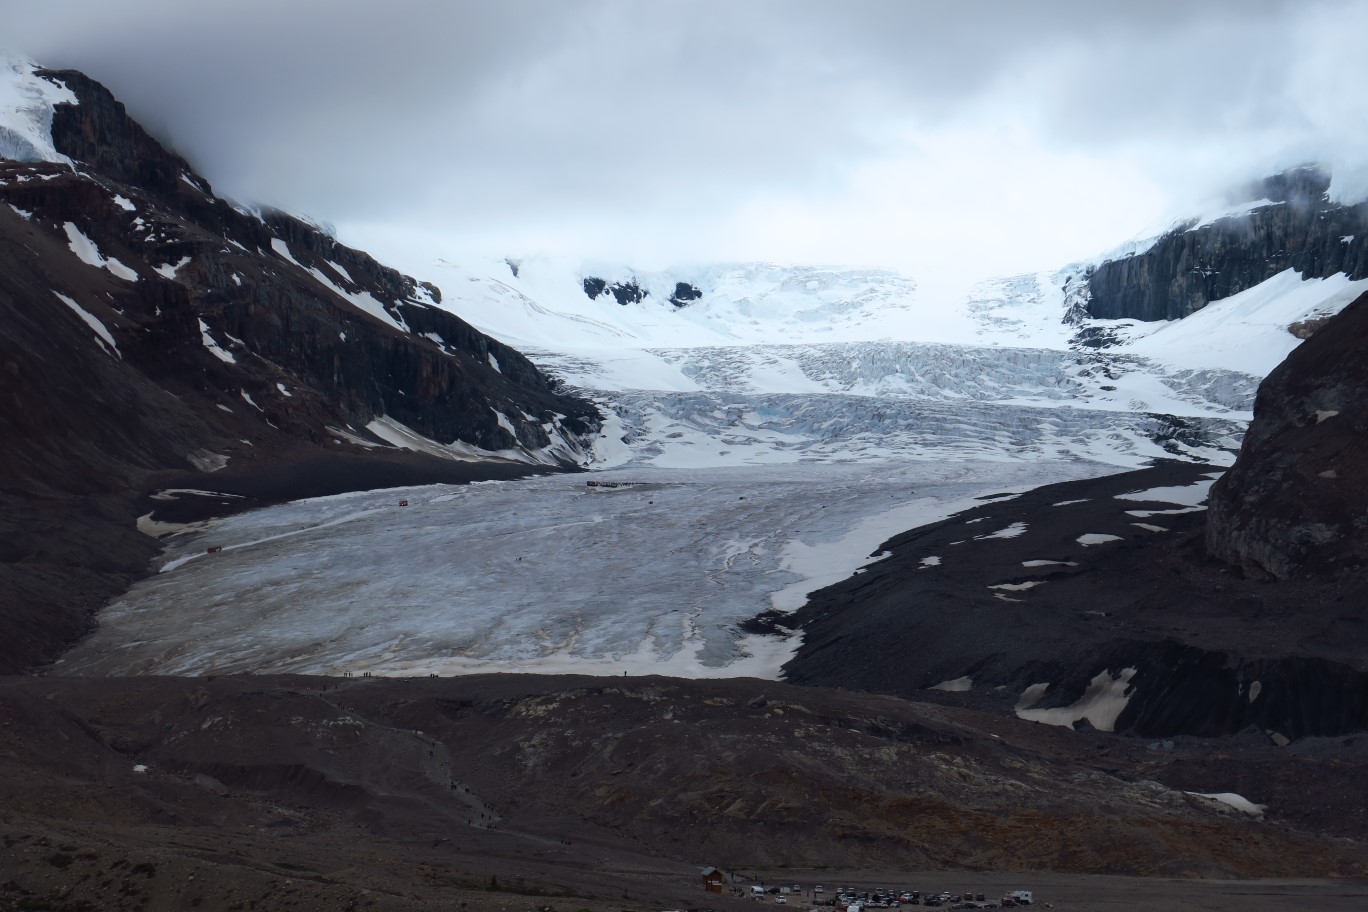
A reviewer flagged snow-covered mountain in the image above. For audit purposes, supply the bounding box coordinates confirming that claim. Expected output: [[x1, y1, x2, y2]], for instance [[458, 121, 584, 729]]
[[409, 250, 1366, 471]]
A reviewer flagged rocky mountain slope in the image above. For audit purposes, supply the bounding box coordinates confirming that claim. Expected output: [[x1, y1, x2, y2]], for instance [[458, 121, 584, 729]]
[[3, 673, 1366, 912], [1207, 290, 1368, 578], [1084, 166, 1368, 322], [0, 61, 601, 673]]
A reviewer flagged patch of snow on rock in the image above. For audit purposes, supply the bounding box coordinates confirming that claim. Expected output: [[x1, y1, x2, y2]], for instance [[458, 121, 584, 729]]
[[977, 522, 1027, 540], [1076, 533, 1123, 546], [1016, 668, 1137, 732], [929, 676, 973, 692], [53, 291, 119, 358], [152, 256, 191, 280], [1115, 477, 1215, 506], [64, 222, 138, 281], [1186, 791, 1266, 817], [198, 319, 236, 364]]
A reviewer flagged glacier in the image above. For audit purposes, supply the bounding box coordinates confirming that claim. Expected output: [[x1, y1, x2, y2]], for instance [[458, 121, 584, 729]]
[[54, 257, 1367, 679]]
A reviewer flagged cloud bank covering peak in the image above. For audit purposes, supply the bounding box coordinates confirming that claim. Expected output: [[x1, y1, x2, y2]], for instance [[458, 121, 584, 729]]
[[7, 0, 1368, 287]]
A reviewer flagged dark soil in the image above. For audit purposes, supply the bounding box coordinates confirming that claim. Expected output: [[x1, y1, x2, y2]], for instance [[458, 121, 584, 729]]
[[2, 674, 1366, 912]]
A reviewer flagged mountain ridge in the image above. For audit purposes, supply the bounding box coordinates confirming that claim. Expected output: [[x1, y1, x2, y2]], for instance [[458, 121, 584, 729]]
[[0, 60, 602, 673]]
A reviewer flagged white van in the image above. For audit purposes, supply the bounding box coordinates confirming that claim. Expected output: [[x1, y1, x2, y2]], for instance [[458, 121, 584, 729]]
[[1008, 891, 1033, 905]]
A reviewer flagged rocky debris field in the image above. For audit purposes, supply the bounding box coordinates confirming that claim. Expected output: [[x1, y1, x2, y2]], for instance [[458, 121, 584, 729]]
[[784, 460, 1368, 740], [2, 673, 1368, 912]]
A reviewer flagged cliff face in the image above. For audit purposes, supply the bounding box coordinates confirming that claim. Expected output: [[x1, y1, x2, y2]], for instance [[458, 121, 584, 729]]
[[0, 66, 601, 672], [1086, 167, 1368, 322], [1206, 291, 1368, 579]]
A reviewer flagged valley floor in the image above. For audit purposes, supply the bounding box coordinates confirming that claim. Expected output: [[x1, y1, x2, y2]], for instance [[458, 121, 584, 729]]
[[3, 674, 1367, 912]]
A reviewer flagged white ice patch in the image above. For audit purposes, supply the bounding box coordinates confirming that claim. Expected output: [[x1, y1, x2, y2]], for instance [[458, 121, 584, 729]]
[[1131, 522, 1169, 533], [1052, 499, 1089, 507], [929, 676, 973, 692], [1015, 668, 1137, 732], [198, 319, 236, 364], [53, 291, 119, 358], [152, 256, 191, 280], [977, 522, 1027, 540], [1015, 682, 1050, 711], [113, 195, 135, 211], [1022, 559, 1076, 567], [1124, 506, 1205, 519], [8, 203, 32, 219], [1186, 791, 1266, 817], [326, 259, 354, 284], [277, 383, 292, 397], [1315, 409, 1339, 424], [487, 352, 501, 373], [366, 415, 533, 464], [989, 580, 1045, 591], [308, 265, 409, 333], [64, 222, 138, 281], [919, 555, 942, 568], [1076, 533, 1122, 546], [1115, 477, 1215, 506], [770, 489, 1028, 614], [269, 237, 302, 267], [240, 390, 262, 411]]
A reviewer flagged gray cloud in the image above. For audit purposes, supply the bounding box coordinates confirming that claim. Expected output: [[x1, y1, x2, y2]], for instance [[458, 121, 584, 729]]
[[7, 0, 1366, 279]]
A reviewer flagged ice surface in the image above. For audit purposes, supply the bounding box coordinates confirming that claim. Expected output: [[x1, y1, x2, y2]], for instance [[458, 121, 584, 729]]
[[58, 461, 1111, 678], [0, 57, 77, 164]]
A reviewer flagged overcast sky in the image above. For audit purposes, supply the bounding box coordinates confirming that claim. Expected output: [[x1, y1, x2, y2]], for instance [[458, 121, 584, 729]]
[[9, 0, 1368, 288]]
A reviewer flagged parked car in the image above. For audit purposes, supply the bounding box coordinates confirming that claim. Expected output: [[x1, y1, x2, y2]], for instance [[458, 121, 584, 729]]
[[776, 897, 787, 904]]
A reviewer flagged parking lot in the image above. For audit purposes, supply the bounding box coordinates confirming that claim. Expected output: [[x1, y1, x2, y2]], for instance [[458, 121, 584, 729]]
[[739, 884, 1034, 909]]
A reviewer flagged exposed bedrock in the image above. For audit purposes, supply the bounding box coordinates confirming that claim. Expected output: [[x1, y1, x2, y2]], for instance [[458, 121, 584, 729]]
[[1086, 166, 1368, 322], [1206, 291, 1368, 578]]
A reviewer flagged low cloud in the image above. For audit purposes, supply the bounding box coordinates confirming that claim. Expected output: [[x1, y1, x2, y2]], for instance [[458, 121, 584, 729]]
[[8, 0, 1366, 282]]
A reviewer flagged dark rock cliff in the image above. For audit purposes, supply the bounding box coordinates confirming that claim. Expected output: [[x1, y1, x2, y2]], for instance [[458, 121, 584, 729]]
[[0, 67, 601, 673], [1206, 291, 1368, 579], [1085, 166, 1368, 322]]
